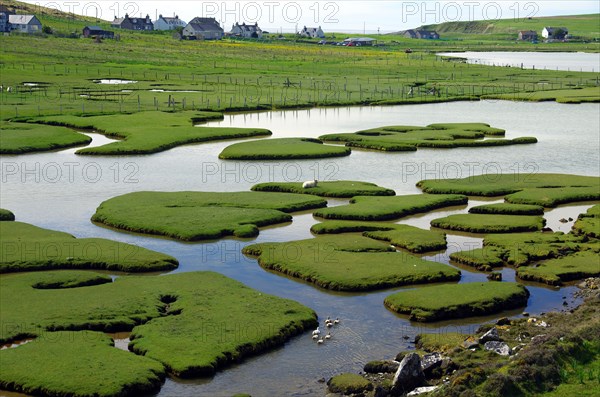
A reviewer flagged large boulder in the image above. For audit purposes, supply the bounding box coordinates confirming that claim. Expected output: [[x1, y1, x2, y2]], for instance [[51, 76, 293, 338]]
[[484, 341, 511, 356], [479, 327, 501, 344], [391, 353, 426, 396]]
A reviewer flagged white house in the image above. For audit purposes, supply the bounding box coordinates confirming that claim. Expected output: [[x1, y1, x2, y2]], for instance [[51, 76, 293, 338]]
[[299, 26, 324, 38], [154, 14, 186, 31], [8, 15, 41, 33], [230, 22, 262, 38], [542, 27, 568, 40]]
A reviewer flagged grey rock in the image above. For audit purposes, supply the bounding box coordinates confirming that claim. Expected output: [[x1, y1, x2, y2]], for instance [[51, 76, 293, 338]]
[[461, 336, 479, 349], [484, 341, 511, 356], [391, 353, 425, 396], [420, 352, 443, 376], [479, 327, 501, 344], [496, 317, 511, 326], [364, 360, 400, 374]]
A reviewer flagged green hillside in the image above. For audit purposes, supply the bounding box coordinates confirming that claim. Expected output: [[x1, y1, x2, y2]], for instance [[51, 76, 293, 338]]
[[418, 13, 600, 40]]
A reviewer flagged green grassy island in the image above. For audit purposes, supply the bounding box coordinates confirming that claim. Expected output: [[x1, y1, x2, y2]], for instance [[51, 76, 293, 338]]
[[26, 111, 271, 155], [0, 271, 317, 379], [418, 174, 600, 207], [384, 282, 530, 322], [251, 180, 395, 198], [431, 214, 545, 233], [91, 191, 326, 240], [311, 221, 447, 253], [219, 137, 351, 160], [0, 121, 92, 154], [0, 221, 178, 273], [314, 194, 467, 220], [319, 123, 536, 152], [243, 235, 460, 291]]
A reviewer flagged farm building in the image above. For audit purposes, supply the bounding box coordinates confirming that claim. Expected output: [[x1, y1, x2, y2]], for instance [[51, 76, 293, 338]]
[[83, 26, 114, 39], [111, 14, 154, 31], [403, 29, 440, 39], [542, 27, 568, 40], [299, 26, 325, 38], [518, 30, 538, 41], [8, 14, 41, 34], [154, 14, 186, 31], [230, 22, 262, 38], [183, 17, 224, 40], [343, 37, 377, 46]]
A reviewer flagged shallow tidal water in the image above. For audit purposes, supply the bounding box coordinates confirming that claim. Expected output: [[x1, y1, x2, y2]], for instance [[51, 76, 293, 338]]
[[1, 100, 599, 397]]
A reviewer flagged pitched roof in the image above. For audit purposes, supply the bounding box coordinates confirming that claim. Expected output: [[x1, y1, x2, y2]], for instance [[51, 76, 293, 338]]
[[187, 17, 222, 32], [8, 15, 38, 24], [85, 26, 104, 31]]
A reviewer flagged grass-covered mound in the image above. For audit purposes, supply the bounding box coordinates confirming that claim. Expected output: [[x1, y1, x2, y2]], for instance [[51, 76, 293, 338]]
[[0, 331, 166, 397], [0, 208, 15, 221], [310, 221, 446, 253], [516, 251, 600, 286], [219, 137, 350, 160], [242, 235, 460, 291], [28, 111, 271, 155], [0, 221, 178, 273], [0, 121, 92, 154], [313, 194, 468, 221], [319, 123, 536, 151], [573, 205, 600, 238], [449, 248, 505, 271], [327, 373, 373, 394], [91, 191, 327, 240], [431, 214, 545, 233], [0, 271, 317, 377], [418, 174, 600, 207], [251, 180, 395, 198], [485, 87, 600, 104], [384, 282, 529, 322], [468, 203, 544, 215]]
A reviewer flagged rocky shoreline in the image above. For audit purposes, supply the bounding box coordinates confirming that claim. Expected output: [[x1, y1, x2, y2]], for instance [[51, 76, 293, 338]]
[[325, 278, 600, 396]]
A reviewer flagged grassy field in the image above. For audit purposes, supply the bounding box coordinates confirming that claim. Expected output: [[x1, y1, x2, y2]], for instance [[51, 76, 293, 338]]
[[314, 194, 468, 220], [573, 205, 600, 238], [0, 270, 317, 377], [0, 221, 178, 272], [0, 331, 166, 397], [22, 111, 271, 155], [0, 121, 91, 154], [417, 174, 600, 203], [0, 208, 15, 221], [516, 251, 600, 285], [384, 282, 529, 322], [0, 2, 597, 121], [243, 235, 460, 291], [431, 213, 545, 233], [469, 203, 544, 215], [252, 181, 395, 198], [219, 137, 351, 160], [310, 221, 447, 253], [91, 191, 326, 240], [320, 122, 537, 151]]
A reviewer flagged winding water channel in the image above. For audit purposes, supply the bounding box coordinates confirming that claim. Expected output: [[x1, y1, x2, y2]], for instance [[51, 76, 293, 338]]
[[1, 99, 599, 396]]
